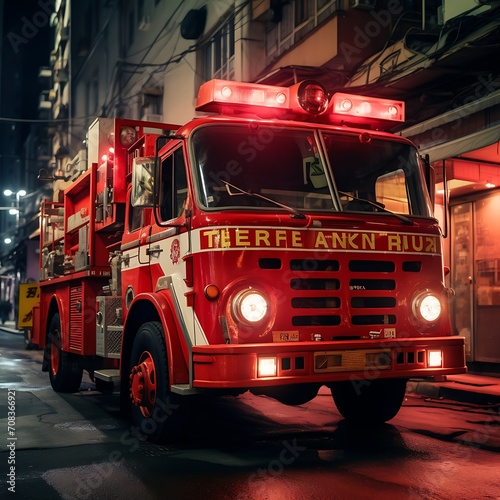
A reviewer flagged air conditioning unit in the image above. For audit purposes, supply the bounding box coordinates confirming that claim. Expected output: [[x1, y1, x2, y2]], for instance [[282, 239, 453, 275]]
[[351, 0, 377, 10], [141, 113, 163, 123]]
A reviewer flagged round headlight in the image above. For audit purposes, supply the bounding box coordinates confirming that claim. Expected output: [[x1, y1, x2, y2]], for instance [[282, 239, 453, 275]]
[[415, 293, 441, 323], [233, 289, 268, 324]]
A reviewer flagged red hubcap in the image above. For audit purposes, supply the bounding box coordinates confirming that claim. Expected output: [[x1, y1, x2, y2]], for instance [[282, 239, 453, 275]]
[[129, 351, 157, 417], [51, 337, 60, 376]]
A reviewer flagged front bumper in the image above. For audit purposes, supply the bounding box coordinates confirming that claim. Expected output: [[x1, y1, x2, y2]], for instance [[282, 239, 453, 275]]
[[192, 337, 466, 389]]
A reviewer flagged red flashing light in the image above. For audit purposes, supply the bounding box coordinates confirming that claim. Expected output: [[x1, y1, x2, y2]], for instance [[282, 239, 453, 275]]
[[331, 93, 405, 123], [196, 79, 290, 113]]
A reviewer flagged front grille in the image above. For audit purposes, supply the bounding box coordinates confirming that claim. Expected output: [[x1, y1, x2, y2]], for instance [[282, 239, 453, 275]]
[[283, 257, 408, 332], [291, 278, 340, 290], [349, 260, 395, 272]]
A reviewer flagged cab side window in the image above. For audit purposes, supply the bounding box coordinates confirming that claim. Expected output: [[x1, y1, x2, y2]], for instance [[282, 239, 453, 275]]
[[160, 146, 188, 221]]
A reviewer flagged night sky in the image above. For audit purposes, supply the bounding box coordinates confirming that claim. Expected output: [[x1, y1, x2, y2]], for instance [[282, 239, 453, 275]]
[[0, 0, 51, 183]]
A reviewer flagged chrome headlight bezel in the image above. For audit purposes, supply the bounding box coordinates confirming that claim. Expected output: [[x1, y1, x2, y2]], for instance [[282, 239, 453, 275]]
[[413, 292, 442, 324], [232, 288, 269, 326]]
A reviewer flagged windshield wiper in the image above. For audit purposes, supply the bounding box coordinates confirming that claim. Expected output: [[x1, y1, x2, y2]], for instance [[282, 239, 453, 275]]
[[222, 181, 306, 219], [338, 191, 414, 225]]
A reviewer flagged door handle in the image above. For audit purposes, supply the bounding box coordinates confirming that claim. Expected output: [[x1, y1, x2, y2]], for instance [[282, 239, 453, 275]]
[[146, 245, 163, 256]]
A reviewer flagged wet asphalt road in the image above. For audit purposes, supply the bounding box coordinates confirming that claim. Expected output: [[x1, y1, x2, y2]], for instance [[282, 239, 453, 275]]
[[0, 329, 499, 499]]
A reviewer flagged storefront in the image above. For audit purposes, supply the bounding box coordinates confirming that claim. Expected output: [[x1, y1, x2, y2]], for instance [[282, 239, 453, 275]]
[[451, 191, 500, 364], [402, 91, 500, 368]]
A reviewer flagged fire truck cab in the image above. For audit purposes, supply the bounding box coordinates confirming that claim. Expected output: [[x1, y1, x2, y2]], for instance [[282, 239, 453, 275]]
[[33, 79, 466, 441]]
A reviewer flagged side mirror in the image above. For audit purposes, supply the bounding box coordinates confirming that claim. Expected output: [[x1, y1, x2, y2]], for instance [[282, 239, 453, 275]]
[[131, 157, 155, 207]]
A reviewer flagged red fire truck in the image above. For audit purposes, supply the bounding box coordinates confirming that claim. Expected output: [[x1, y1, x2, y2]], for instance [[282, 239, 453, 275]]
[[31, 78, 466, 441]]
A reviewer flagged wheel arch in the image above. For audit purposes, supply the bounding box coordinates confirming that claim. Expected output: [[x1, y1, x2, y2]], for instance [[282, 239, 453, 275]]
[[121, 291, 189, 391], [42, 294, 67, 371]]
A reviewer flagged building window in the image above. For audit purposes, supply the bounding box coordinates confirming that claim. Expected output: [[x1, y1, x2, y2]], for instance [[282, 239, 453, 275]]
[[295, 0, 313, 26], [200, 14, 235, 81], [266, 0, 340, 63]]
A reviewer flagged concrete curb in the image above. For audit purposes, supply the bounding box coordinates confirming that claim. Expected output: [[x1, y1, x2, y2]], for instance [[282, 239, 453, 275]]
[[408, 375, 500, 406]]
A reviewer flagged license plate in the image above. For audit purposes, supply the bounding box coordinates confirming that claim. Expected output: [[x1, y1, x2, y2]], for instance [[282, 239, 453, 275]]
[[272, 330, 300, 342], [314, 349, 392, 372]]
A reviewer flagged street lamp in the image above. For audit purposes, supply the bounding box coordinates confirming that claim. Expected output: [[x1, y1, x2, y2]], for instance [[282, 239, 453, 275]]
[[3, 189, 26, 227]]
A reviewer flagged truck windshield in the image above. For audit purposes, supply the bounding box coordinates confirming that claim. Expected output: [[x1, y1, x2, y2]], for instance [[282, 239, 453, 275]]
[[192, 125, 335, 212], [191, 125, 432, 218], [322, 132, 433, 217]]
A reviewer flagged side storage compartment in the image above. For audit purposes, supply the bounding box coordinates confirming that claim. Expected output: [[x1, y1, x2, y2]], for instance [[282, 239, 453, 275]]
[[67, 279, 109, 356], [96, 296, 123, 359]]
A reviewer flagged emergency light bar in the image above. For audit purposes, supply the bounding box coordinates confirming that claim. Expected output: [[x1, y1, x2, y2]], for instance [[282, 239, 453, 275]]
[[196, 79, 290, 113], [195, 79, 405, 126], [331, 92, 405, 123]]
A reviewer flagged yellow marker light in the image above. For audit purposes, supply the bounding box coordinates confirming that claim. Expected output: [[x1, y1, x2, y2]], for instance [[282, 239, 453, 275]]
[[204, 284, 220, 300], [258, 357, 277, 377], [428, 350, 442, 368]]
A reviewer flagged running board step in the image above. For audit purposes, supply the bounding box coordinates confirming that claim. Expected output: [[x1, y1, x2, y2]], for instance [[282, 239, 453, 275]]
[[94, 369, 120, 382], [171, 384, 197, 395]]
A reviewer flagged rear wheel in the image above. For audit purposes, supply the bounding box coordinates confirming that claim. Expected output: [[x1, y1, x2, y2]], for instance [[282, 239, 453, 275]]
[[330, 378, 407, 424], [129, 321, 182, 442], [48, 313, 83, 393]]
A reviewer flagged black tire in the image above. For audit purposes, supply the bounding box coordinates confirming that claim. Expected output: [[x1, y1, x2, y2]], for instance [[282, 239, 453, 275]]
[[95, 378, 114, 394], [128, 321, 182, 442], [330, 378, 407, 424], [48, 313, 83, 393]]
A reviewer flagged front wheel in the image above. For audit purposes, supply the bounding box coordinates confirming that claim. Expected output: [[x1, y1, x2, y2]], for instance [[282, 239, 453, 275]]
[[128, 321, 182, 442], [48, 313, 83, 393], [330, 378, 408, 424]]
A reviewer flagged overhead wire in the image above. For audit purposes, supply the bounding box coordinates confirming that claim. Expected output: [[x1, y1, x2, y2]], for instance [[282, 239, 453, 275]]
[[2, 0, 275, 125], [102, 0, 253, 115], [101, 1, 187, 115]]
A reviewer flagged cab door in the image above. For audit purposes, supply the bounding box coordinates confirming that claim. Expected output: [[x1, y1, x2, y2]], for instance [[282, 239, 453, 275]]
[[148, 143, 192, 328]]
